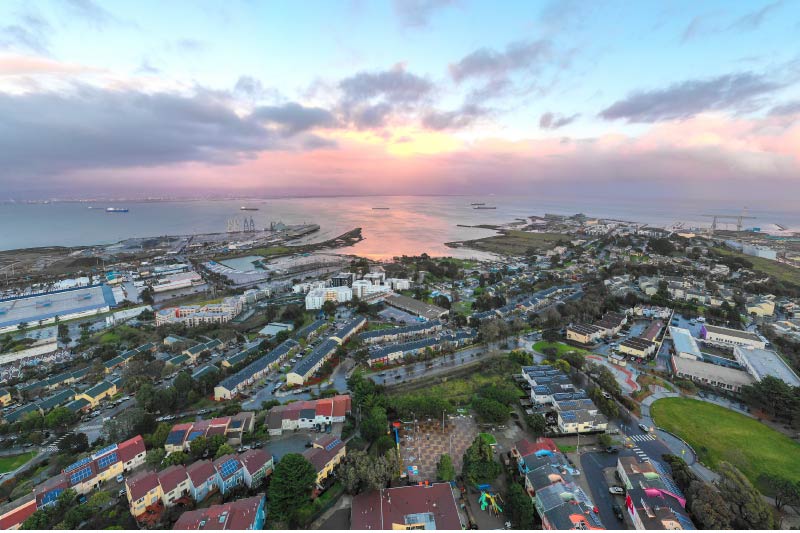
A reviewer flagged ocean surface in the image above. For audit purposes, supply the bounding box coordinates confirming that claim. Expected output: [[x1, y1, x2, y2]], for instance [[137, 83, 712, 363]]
[[0, 195, 797, 259]]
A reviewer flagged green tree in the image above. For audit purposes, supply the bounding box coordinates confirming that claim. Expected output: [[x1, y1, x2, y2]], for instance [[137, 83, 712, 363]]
[[472, 397, 508, 424], [524, 413, 547, 437], [147, 422, 172, 449], [163, 451, 189, 466], [145, 448, 166, 469], [207, 434, 227, 457], [462, 435, 501, 484], [338, 450, 398, 494], [436, 454, 456, 481], [45, 407, 76, 430], [215, 444, 235, 459], [190, 436, 208, 459], [322, 300, 337, 316], [716, 461, 775, 529], [360, 405, 388, 442], [507, 483, 535, 528], [758, 473, 800, 513], [269, 453, 317, 525], [88, 490, 111, 509], [686, 480, 735, 530]]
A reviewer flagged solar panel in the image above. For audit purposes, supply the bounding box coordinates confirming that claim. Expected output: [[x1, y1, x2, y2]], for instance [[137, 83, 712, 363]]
[[187, 430, 205, 442], [91, 443, 118, 460], [41, 488, 64, 506], [560, 412, 577, 422], [166, 430, 186, 445], [64, 456, 92, 473], [325, 438, 342, 451], [98, 451, 119, 469], [219, 459, 239, 477], [70, 465, 93, 485]]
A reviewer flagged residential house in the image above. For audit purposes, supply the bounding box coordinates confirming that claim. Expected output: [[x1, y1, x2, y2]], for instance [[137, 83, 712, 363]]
[[173, 494, 266, 530]]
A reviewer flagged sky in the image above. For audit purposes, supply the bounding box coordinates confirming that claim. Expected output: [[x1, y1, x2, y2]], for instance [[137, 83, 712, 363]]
[[1, 0, 799, 203]]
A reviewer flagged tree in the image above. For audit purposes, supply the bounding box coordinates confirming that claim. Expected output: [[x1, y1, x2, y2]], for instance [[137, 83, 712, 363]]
[[687, 480, 735, 530], [507, 483, 535, 528], [269, 453, 317, 525], [190, 436, 208, 459], [338, 450, 398, 494], [360, 405, 388, 442], [524, 414, 547, 438], [207, 434, 227, 457], [462, 436, 501, 484], [215, 444, 235, 459], [163, 451, 189, 466], [472, 397, 508, 424], [140, 287, 154, 305], [597, 433, 613, 448], [145, 448, 166, 469], [436, 454, 456, 481], [45, 407, 76, 430], [58, 432, 89, 454], [88, 490, 111, 509], [57, 322, 70, 343], [758, 473, 800, 513], [716, 461, 775, 529], [147, 422, 172, 449], [322, 300, 337, 316]]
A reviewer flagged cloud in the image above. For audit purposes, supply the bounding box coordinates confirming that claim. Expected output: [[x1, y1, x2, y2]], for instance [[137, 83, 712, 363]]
[[64, 0, 120, 28], [729, 1, 782, 30], [0, 85, 280, 181], [599, 72, 784, 123], [173, 38, 206, 53], [393, 0, 455, 28], [0, 13, 52, 55], [769, 100, 800, 116], [253, 102, 337, 136], [449, 40, 551, 83], [422, 103, 488, 130], [539, 112, 579, 129], [0, 53, 101, 77], [337, 64, 433, 128]]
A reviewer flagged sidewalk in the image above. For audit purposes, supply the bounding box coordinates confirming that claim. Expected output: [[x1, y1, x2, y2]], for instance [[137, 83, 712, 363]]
[[309, 493, 351, 529]]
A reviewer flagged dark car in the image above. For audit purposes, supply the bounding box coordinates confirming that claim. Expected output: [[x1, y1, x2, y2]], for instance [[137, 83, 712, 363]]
[[605, 446, 619, 454], [612, 503, 624, 521]]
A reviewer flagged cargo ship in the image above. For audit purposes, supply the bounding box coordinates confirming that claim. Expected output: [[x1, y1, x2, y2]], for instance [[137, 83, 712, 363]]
[[372, 207, 390, 210], [240, 206, 259, 211], [470, 202, 485, 206], [106, 207, 129, 213], [473, 206, 496, 209]]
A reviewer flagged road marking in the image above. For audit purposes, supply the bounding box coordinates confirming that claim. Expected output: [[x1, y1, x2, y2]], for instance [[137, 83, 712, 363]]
[[630, 433, 656, 442]]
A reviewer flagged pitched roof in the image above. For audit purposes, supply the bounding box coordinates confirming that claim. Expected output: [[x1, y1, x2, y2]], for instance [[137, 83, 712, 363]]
[[117, 435, 146, 463], [173, 494, 264, 530], [158, 465, 189, 494], [351, 483, 462, 530], [186, 460, 216, 487], [126, 470, 160, 502], [239, 449, 271, 476]]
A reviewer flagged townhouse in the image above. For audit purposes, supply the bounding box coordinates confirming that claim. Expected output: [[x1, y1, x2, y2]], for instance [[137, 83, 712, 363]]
[[286, 338, 340, 385], [74, 380, 116, 409], [214, 339, 299, 400], [164, 412, 255, 454], [303, 436, 346, 489], [366, 331, 476, 367], [173, 494, 266, 530], [266, 395, 351, 436], [616, 457, 695, 529], [358, 320, 442, 345], [351, 483, 464, 530]]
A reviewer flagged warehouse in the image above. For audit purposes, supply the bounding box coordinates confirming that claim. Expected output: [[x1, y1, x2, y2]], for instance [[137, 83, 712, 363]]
[[0, 284, 116, 334], [701, 324, 766, 349]]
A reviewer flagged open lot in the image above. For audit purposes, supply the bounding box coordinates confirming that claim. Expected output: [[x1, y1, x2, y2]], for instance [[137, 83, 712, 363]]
[[399, 416, 479, 481], [533, 340, 590, 357], [714, 247, 800, 287], [451, 230, 569, 256], [651, 397, 800, 494]]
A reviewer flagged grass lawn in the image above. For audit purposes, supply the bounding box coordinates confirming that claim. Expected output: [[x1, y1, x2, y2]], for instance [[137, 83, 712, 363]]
[[557, 443, 577, 453], [479, 433, 497, 445], [455, 230, 570, 256], [714, 247, 800, 287], [533, 341, 589, 357], [0, 451, 36, 473], [651, 397, 800, 494]]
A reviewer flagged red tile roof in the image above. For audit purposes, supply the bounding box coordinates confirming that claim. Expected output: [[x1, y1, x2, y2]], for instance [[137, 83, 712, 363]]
[[239, 449, 271, 476], [351, 483, 462, 530], [332, 395, 350, 416], [173, 494, 264, 530], [118, 435, 146, 463], [186, 460, 216, 487], [0, 498, 36, 530], [127, 470, 160, 502], [315, 399, 333, 417], [158, 465, 188, 494]]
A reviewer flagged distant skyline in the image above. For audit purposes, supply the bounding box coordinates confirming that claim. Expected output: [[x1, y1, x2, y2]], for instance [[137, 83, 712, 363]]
[[1, 0, 799, 204]]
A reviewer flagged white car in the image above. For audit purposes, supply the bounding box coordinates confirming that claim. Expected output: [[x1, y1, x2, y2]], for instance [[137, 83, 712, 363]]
[[638, 423, 651, 432], [609, 486, 625, 495]]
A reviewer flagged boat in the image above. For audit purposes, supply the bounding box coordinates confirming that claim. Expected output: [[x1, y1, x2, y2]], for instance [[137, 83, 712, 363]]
[[106, 207, 129, 213], [372, 207, 390, 210], [240, 206, 259, 211], [473, 206, 497, 210], [470, 202, 485, 206]]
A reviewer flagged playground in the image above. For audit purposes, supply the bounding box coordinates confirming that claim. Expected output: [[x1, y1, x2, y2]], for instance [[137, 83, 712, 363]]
[[398, 415, 479, 481], [651, 397, 800, 495]]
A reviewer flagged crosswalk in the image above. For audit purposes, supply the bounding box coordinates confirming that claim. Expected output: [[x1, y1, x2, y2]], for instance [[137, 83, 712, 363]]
[[632, 445, 651, 463], [629, 433, 656, 442]]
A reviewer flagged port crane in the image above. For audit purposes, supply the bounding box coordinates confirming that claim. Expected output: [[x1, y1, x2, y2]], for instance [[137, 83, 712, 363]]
[[701, 209, 756, 232]]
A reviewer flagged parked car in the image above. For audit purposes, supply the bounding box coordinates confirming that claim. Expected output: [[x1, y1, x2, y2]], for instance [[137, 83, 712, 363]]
[[609, 486, 625, 495], [605, 446, 619, 454], [612, 503, 624, 520], [118, 489, 127, 498], [116, 474, 124, 483]]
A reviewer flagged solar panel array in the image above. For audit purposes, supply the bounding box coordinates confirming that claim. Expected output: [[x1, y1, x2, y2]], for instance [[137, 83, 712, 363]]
[[166, 430, 187, 445], [97, 451, 119, 469], [41, 488, 64, 506], [187, 430, 205, 442], [64, 456, 92, 473], [560, 411, 577, 422], [91, 443, 118, 460], [219, 459, 240, 478], [70, 465, 93, 485], [325, 438, 342, 451]]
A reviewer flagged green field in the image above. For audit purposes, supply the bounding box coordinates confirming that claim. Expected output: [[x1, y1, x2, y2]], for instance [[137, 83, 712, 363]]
[[479, 433, 497, 445], [651, 397, 800, 494], [533, 341, 589, 357], [0, 451, 36, 473], [714, 247, 800, 287], [452, 230, 569, 256]]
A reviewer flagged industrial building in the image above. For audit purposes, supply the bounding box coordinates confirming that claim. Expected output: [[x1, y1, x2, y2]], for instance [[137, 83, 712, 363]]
[[0, 284, 116, 334], [733, 345, 800, 387]]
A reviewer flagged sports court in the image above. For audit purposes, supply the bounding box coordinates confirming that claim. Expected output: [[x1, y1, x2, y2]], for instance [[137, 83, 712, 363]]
[[398, 415, 479, 481]]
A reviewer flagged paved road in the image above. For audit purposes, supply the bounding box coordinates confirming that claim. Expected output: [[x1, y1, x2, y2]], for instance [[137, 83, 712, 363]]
[[369, 345, 492, 386], [579, 451, 625, 529]]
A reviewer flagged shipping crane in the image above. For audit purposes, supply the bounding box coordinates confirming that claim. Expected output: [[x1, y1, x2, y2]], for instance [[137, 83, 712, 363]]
[[701, 208, 756, 232]]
